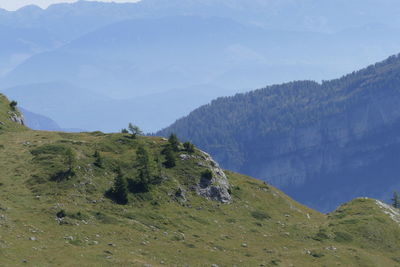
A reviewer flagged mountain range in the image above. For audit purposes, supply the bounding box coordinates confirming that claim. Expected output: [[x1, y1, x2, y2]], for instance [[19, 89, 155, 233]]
[[158, 54, 400, 212], [3, 1, 400, 131]]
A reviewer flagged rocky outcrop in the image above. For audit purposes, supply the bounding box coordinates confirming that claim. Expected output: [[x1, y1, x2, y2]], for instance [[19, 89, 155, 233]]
[[375, 200, 400, 225], [195, 151, 232, 203], [8, 111, 24, 125]]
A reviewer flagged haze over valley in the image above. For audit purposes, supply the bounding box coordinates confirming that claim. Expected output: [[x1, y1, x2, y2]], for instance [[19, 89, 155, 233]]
[[3, 0, 400, 132]]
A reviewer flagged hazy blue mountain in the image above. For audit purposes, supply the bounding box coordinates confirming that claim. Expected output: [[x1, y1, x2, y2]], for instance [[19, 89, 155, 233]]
[[19, 107, 61, 131], [1, 1, 400, 133], [3, 16, 400, 98], [1, 16, 280, 98], [3, 0, 400, 34], [2, 82, 111, 131], [2, 82, 232, 132], [158, 54, 400, 212], [0, 24, 60, 77], [3, 2, 400, 132]]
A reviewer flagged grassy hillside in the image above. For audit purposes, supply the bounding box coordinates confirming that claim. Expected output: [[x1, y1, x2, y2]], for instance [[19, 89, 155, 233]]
[[1, 95, 400, 266]]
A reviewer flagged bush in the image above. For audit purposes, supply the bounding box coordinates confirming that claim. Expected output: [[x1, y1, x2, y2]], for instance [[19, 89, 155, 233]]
[[93, 150, 103, 168], [313, 229, 330, 241], [9, 100, 17, 110], [56, 210, 66, 218], [183, 142, 195, 153], [251, 210, 271, 220], [334, 231, 353, 242], [201, 169, 213, 180]]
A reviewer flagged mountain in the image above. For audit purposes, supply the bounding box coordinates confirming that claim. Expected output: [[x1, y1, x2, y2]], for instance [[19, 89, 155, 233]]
[[3, 0, 400, 33], [0, 24, 60, 77], [19, 107, 61, 131], [3, 2, 400, 131], [4, 16, 400, 98], [158, 54, 400, 212], [1, 82, 231, 132], [4, 16, 400, 132], [1, 93, 400, 266]]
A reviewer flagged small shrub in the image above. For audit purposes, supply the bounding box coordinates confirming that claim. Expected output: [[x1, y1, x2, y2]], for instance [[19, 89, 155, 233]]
[[313, 228, 330, 241], [334, 231, 353, 242], [69, 211, 89, 220], [183, 142, 195, 153], [310, 251, 324, 258], [9, 100, 17, 110], [93, 150, 103, 168], [201, 169, 213, 180], [251, 210, 271, 220], [270, 259, 281, 266], [56, 210, 66, 218], [93, 212, 118, 224]]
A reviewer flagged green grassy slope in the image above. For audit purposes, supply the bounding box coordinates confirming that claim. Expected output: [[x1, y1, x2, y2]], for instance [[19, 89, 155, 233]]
[[0, 95, 400, 266]]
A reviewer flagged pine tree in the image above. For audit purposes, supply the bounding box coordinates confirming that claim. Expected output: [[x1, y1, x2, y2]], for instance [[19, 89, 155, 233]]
[[65, 148, 76, 176], [93, 150, 103, 168], [113, 168, 128, 204], [392, 191, 400, 209], [183, 142, 195, 153], [164, 146, 176, 168], [168, 133, 180, 151], [136, 144, 156, 190]]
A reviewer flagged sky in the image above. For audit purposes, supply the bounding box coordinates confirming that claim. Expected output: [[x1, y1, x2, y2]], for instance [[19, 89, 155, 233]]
[[0, 0, 140, 10]]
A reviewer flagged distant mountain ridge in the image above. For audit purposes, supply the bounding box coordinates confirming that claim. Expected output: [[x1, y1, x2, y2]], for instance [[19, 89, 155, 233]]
[[3, 1, 400, 131], [158, 54, 400, 212], [3, 0, 400, 33], [19, 107, 61, 131]]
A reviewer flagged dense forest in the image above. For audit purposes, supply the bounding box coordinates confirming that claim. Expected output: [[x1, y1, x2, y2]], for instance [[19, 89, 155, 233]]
[[158, 54, 400, 211]]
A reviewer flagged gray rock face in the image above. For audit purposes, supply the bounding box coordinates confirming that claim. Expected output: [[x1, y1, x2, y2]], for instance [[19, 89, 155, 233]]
[[8, 111, 24, 125], [195, 151, 231, 203], [241, 85, 400, 212], [375, 200, 400, 224]]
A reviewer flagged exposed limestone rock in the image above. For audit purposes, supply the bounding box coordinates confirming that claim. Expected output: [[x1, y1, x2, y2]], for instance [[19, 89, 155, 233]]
[[375, 200, 400, 224], [175, 187, 187, 203], [8, 111, 24, 125], [195, 151, 231, 203]]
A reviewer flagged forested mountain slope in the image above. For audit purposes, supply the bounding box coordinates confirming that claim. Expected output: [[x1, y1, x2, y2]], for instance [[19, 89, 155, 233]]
[[158, 54, 400, 212], [1, 94, 400, 265]]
